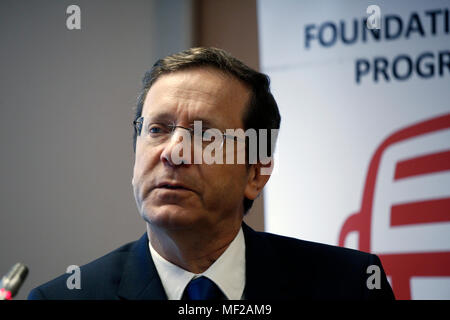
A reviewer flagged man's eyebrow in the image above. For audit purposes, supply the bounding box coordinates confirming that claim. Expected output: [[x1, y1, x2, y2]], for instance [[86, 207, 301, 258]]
[[189, 118, 217, 128], [145, 113, 175, 123], [146, 113, 220, 128]]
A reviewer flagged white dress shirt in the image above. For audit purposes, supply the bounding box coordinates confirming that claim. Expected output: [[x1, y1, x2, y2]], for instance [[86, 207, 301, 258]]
[[148, 227, 246, 300]]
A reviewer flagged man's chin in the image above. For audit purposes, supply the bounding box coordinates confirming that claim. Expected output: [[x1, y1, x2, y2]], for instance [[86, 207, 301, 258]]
[[141, 204, 202, 230]]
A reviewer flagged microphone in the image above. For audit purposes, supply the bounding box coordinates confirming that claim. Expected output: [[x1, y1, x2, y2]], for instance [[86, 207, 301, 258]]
[[0, 263, 29, 300]]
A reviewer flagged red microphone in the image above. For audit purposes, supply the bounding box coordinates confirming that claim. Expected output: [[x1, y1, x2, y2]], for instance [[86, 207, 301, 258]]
[[0, 263, 29, 300]]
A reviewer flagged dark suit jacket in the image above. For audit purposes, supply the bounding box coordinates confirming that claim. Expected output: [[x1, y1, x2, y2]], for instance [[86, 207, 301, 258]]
[[28, 223, 394, 300]]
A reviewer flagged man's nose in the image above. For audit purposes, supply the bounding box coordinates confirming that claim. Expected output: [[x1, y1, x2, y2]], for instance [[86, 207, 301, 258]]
[[160, 128, 193, 167]]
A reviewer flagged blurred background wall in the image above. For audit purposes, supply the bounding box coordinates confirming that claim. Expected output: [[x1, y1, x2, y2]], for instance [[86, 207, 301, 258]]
[[0, 0, 263, 300]]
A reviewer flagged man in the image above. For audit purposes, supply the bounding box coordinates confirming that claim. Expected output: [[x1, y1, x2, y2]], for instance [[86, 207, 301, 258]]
[[28, 47, 394, 300]]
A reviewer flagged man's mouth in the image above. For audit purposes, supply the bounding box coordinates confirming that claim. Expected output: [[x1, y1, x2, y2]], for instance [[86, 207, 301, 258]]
[[155, 182, 192, 192], [159, 184, 186, 190]]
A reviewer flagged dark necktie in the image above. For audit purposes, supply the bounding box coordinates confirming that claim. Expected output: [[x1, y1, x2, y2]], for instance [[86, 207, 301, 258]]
[[182, 276, 226, 300]]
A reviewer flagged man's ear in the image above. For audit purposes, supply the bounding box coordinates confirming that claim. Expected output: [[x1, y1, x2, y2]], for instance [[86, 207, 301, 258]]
[[244, 158, 274, 200]]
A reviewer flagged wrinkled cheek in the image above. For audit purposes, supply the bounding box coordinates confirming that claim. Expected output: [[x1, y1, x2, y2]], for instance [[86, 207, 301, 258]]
[[131, 176, 143, 212], [132, 148, 163, 209], [201, 168, 243, 211], [133, 146, 156, 183], [131, 158, 147, 208]]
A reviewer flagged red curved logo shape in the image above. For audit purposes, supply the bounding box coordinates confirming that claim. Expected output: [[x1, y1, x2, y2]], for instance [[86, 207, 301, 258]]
[[338, 113, 450, 300]]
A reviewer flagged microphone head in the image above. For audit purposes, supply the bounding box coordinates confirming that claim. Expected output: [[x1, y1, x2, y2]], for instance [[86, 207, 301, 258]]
[[0, 263, 29, 298]]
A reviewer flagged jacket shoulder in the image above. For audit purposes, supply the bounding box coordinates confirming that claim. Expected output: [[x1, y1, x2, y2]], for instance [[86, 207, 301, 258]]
[[254, 229, 371, 261], [249, 229, 394, 300], [28, 239, 139, 300]]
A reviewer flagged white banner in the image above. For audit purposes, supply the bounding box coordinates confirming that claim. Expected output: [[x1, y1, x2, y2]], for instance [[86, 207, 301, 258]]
[[258, 0, 450, 299]]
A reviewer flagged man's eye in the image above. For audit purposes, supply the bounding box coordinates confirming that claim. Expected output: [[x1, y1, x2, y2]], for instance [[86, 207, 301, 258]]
[[148, 124, 166, 134]]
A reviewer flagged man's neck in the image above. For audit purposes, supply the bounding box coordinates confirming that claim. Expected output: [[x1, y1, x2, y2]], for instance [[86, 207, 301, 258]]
[[146, 218, 242, 274]]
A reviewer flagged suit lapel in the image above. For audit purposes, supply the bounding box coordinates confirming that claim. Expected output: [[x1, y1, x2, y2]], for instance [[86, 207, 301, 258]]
[[117, 233, 167, 300], [242, 222, 282, 299], [116, 224, 312, 300], [242, 222, 312, 299]]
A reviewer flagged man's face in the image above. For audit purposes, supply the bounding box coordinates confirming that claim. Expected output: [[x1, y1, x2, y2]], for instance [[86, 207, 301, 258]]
[[132, 67, 252, 231]]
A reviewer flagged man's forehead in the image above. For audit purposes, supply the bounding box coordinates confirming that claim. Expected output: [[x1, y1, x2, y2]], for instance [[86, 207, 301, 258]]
[[149, 67, 247, 98], [142, 67, 250, 126]]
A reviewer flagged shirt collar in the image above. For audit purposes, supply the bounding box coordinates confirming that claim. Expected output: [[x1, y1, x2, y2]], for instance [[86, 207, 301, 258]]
[[149, 227, 246, 300]]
